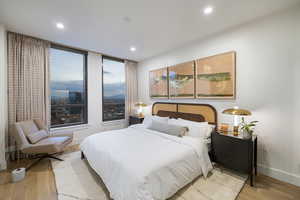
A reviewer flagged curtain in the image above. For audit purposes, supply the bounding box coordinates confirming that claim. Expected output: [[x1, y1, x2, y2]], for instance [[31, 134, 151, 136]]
[[125, 60, 138, 122], [7, 32, 50, 160]]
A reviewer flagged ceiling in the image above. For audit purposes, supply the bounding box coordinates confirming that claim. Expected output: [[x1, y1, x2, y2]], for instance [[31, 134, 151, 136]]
[[0, 0, 299, 61]]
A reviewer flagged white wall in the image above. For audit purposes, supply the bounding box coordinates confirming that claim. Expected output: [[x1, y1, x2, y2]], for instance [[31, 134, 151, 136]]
[[291, 13, 300, 185], [137, 7, 300, 186], [51, 52, 127, 144], [0, 24, 7, 170]]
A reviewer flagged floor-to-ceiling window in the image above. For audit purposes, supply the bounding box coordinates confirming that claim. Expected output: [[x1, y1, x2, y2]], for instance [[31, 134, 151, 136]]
[[102, 57, 125, 121], [50, 45, 87, 127]]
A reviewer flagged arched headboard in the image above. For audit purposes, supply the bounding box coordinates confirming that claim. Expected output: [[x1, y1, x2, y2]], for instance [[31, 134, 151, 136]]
[[152, 102, 218, 126]]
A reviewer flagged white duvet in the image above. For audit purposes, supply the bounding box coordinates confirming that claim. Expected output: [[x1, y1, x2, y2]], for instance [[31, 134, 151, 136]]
[[80, 124, 213, 200]]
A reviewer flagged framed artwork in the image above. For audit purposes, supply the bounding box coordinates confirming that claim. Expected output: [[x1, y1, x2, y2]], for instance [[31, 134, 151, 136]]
[[149, 68, 169, 98], [168, 61, 195, 98], [196, 51, 236, 99]]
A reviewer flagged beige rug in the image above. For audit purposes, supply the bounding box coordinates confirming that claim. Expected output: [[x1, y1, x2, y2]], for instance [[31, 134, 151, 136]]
[[51, 152, 247, 200]]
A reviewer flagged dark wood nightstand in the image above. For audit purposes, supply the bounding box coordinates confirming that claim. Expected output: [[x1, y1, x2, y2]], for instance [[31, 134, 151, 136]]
[[211, 131, 257, 186], [129, 116, 144, 125]]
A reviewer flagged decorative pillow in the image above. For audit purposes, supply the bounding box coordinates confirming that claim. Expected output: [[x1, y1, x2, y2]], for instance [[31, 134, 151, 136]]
[[27, 129, 48, 144], [147, 120, 188, 137], [177, 118, 214, 139], [142, 115, 169, 127], [20, 120, 39, 136]]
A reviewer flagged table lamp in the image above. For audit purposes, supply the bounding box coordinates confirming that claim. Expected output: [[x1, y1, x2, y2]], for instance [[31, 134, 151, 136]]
[[222, 106, 251, 135], [135, 102, 147, 118]]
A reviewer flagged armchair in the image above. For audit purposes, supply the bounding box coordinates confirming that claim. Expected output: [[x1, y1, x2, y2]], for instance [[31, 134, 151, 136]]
[[14, 119, 73, 170]]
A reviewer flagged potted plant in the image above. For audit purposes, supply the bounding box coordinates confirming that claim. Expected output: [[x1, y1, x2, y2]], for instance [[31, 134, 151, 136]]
[[239, 118, 258, 139]]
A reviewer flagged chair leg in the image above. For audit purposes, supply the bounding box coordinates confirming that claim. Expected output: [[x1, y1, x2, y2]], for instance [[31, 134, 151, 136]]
[[26, 154, 64, 171], [81, 151, 85, 160], [48, 155, 64, 161], [26, 156, 47, 171]]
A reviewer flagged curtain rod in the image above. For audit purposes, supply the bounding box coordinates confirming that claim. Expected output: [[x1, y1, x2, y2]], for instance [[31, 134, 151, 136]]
[[7, 31, 138, 63]]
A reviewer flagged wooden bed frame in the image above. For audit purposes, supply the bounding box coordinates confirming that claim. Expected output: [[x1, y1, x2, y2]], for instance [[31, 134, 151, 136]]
[[152, 102, 218, 126]]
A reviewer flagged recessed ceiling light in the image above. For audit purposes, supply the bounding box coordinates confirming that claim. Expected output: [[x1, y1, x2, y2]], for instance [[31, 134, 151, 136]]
[[130, 46, 136, 52], [56, 22, 64, 29], [203, 6, 214, 15]]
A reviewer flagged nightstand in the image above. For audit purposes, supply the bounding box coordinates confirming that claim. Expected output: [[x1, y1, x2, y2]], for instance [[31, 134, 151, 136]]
[[129, 116, 144, 125], [211, 131, 257, 186]]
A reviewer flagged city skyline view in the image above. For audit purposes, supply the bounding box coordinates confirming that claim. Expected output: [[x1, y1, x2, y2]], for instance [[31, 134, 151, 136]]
[[102, 58, 125, 121], [50, 48, 87, 126], [50, 48, 126, 126]]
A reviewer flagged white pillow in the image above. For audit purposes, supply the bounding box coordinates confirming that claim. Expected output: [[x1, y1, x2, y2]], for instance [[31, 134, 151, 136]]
[[177, 118, 208, 126], [142, 115, 169, 127], [177, 118, 214, 139], [168, 118, 180, 125]]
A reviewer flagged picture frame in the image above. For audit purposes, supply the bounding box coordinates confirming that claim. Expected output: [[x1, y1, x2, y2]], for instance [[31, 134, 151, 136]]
[[195, 51, 236, 99], [168, 61, 195, 99], [149, 67, 169, 99]]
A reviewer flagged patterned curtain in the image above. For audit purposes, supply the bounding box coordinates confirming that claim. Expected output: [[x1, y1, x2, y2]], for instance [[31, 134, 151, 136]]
[[7, 32, 50, 160], [125, 60, 138, 122]]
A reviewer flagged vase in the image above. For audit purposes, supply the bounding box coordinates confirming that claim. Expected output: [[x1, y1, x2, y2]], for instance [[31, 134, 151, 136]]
[[242, 130, 252, 139]]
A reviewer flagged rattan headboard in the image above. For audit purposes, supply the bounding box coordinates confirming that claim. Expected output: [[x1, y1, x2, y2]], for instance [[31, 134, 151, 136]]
[[152, 102, 217, 125]]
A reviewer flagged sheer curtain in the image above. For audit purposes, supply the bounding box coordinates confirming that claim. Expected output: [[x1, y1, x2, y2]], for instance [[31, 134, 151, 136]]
[[125, 60, 138, 122], [7, 32, 50, 159]]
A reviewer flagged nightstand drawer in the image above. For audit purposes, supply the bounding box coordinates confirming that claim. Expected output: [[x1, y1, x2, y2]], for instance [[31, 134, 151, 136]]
[[212, 132, 255, 174]]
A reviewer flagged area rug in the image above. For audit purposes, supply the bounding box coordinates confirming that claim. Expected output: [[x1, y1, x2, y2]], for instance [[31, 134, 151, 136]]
[[51, 151, 247, 200]]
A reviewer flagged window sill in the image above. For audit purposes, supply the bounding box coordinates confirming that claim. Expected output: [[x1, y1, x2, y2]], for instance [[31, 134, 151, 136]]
[[101, 119, 127, 126], [50, 124, 90, 133]]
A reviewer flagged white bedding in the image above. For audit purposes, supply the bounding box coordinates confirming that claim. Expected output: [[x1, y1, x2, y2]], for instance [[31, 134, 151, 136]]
[[80, 124, 213, 200]]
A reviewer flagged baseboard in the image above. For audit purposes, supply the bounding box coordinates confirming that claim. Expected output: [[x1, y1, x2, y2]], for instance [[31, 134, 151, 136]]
[[258, 164, 300, 187]]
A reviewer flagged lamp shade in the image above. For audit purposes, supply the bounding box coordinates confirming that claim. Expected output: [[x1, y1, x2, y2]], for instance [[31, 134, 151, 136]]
[[222, 108, 251, 116], [135, 102, 147, 107]]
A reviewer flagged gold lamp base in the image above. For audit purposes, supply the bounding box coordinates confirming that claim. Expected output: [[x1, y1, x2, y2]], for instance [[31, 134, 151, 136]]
[[233, 125, 239, 136]]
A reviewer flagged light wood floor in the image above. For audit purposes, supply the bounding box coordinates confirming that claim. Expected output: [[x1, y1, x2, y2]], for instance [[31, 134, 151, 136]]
[[1, 146, 300, 200]]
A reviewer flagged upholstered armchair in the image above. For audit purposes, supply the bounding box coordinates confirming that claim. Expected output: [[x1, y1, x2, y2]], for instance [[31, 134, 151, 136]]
[[14, 119, 73, 170]]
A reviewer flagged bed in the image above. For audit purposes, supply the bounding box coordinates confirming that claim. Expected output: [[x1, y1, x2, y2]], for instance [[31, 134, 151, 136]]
[[80, 102, 217, 200]]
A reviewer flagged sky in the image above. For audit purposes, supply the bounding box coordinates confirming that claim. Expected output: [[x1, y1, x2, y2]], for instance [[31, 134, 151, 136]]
[[103, 58, 125, 84], [50, 48, 125, 84], [50, 48, 125, 97], [50, 48, 84, 82]]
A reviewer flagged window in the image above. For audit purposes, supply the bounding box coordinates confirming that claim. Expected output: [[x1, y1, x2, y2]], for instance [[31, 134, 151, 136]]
[[102, 57, 125, 121], [50, 45, 87, 128]]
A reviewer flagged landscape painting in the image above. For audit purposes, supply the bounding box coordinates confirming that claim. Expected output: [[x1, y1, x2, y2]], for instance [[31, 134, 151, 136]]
[[149, 68, 168, 98], [196, 52, 236, 99], [168, 61, 195, 98]]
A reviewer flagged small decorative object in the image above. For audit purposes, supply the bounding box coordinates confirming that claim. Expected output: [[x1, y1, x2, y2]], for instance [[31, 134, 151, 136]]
[[240, 118, 258, 139], [219, 123, 229, 133], [135, 102, 147, 118], [11, 167, 26, 182], [222, 107, 252, 136]]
